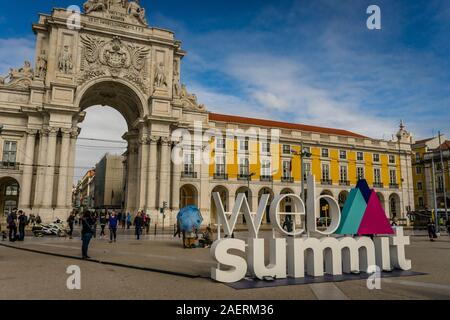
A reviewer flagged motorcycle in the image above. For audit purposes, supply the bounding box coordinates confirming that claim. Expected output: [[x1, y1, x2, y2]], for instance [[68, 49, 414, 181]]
[[32, 219, 68, 237]]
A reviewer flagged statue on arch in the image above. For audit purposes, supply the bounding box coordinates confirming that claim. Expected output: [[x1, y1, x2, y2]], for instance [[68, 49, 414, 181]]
[[127, 0, 148, 25], [35, 51, 47, 79], [84, 0, 107, 14], [154, 62, 167, 88], [9, 61, 33, 81]]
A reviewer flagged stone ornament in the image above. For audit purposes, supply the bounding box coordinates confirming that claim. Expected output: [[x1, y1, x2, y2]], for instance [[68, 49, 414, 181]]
[[154, 62, 167, 88], [0, 61, 34, 89], [83, 0, 148, 26], [35, 52, 48, 80], [179, 84, 206, 111], [58, 46, 74, 74], [79, 34, 150, 92]]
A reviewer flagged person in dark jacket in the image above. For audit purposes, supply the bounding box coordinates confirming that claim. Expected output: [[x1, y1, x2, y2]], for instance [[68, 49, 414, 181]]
[[109, 211, 118, 243], [17, 210, 27, 241], [134, 212, 143, 240], [81, 211, 95, 259], [427, 219, 437, 242], [67, 212, 75, 239], [99, 211, 107, 238], [7, 209, 18, 242]]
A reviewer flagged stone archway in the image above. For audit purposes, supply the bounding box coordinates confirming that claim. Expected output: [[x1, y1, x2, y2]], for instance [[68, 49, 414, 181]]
[[180, 184, 199, 209], [210, 185, 229, 225], [0, 177, 20, 218], [389, 193, 401, 219], [319, 190, 334, 227], [338, 190, 349, 210], [258, 187, 274, 224]]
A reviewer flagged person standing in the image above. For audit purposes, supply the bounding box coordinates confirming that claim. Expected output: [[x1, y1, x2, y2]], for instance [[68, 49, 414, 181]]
[[446, 219, 450, 235], [117, 212, 123, 229], [109, 211, 118, 243], [17, 210, 28, 241], [7, 209, 18, 242], [144, 213, 151, 234], [427, 219, 437, 242], [35, 214, 42, 225], [126, 212, 132, 230], [81, 211, 95, 259], [99, 211, 107, 238], [134, 212, 143, 240], [67, 212, 75, 239]]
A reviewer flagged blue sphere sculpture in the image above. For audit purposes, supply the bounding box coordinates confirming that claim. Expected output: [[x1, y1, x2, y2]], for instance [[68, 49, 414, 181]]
[[177, 205, 203, 232]]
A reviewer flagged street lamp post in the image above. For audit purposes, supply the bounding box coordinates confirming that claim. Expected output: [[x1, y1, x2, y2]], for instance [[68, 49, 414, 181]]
[[292, 142, 312, 202]]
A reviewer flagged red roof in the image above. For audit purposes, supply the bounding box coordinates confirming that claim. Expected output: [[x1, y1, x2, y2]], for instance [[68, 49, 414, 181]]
[[209, 113, 368, 139], [437, 141, 450, 151]]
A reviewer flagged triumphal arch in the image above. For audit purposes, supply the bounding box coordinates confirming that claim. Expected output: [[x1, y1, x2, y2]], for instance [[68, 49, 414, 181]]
[[0, 1, 208, 222]]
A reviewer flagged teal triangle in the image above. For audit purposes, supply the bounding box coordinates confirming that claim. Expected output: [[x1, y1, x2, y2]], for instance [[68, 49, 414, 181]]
[[336, 188, 367, 235]]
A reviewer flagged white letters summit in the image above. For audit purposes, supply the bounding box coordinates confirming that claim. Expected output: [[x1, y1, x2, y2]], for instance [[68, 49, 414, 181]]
[[210, 175, 412, 283]]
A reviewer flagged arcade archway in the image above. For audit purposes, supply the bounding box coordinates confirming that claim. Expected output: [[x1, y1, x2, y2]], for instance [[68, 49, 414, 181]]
[[180, 184, 199, 208], [0, 177, 20, 218], [210, 185, 229, 225]]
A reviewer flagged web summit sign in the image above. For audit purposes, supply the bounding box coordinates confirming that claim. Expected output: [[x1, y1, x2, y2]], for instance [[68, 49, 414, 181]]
[[211, 176, 411, 283]]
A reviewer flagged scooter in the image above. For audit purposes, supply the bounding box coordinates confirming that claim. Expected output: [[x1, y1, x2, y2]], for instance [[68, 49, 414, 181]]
[[32, 220, 68, 237]]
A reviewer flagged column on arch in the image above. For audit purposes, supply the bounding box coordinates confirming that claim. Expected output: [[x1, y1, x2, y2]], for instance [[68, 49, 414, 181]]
[[125, 133, 139, 214], [56, 128, 72, 210], [137, 127, 149, 211], [33, 129, 49, 209], [19, 129, 37, 210], [65, 128, 79, 210], [42, 127, 58, 208], [146, 136, 159, 215], [158, 136, 171, 213]]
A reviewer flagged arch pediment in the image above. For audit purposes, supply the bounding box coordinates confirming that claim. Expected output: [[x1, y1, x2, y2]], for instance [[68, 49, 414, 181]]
[[83, 0, 148, 26]]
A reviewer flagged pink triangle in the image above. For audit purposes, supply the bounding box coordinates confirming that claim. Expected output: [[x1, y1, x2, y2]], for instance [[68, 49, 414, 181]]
[[357, 191, 394, 235]]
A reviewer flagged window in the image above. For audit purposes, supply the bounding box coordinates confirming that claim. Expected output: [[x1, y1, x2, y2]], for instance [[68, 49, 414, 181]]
[[303, 163, 311, 180], [183, 153, 194, 174], [322, 148, 329, 158], [216, 138, 226, 150], [389, 169, 397, 185], [239, 138, 249, 152], [261, 142, 271, 154], [418, 197, 424, 208], [357, 152, 364, 161], [389, 155, 396, 164], [417, 182, 423, 191], [261, 159, 272, 177], [2, 141, 17, 166], [340, 166, 348, 182], [374, 168, 381, 184], [282, 144, 291, 155], [5, 183, 19, 196], [239, 158, 249, 176], [416, 166, 422, 174], [322, 163, 330, 181], [282, 160, 292, 178], [357, 167, 365, 180], [373, 153, 380, 163], [215, 155, 226, 175], [339, 150, 347, 160], [415, 153, 421, 162]]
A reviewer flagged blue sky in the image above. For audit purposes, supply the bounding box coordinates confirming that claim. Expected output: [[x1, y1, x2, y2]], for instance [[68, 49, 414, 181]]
[[0, 0, 449, 143]]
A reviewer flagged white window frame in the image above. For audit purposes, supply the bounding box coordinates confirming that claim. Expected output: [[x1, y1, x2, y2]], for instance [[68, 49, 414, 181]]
[[339, 150, 347, 160], [374, 168, 381, 184], [357, 166, 365, 180], [322, 163, 330, 181], [340, 165, 348, 182], [357, 152, 364, 161], [373, 153, 380, 163], [321, 148, 329, 158]]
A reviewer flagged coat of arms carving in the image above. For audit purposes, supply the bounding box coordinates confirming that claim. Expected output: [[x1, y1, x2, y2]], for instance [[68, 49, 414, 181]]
[[79, 34, 150, 92]]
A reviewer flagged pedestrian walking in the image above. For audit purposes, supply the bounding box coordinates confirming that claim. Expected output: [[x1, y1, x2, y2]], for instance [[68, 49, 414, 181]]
[[81, 211, 95, 259], [126, 212, 132, 230], [109, 211, 118, 243], [117, 212, 123, 228], [17, 210, 28, 241], [144, 213, 151, 234], [35, 214, 42, 225], [99, 211, 107, 238], [446, 219, 450, 235], [427, 219, 438, 242], [134, 212, 143, 240], [67, 212, 75, 239], [7, 209, 18, 242]]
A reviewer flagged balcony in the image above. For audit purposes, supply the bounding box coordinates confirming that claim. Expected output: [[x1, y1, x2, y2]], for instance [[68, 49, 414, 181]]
[[1, 162, 20, 171], [238, 174, 251, 181], [260, 175, 273, 182], [282, 176, 294, 183], [181, 171, 198, 179], [213, 173, 228, 180], [373, 182, 384, 188], [339, 180, 350, 186], [321, 179, 333, 185], [389, 183, 399, 189]]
